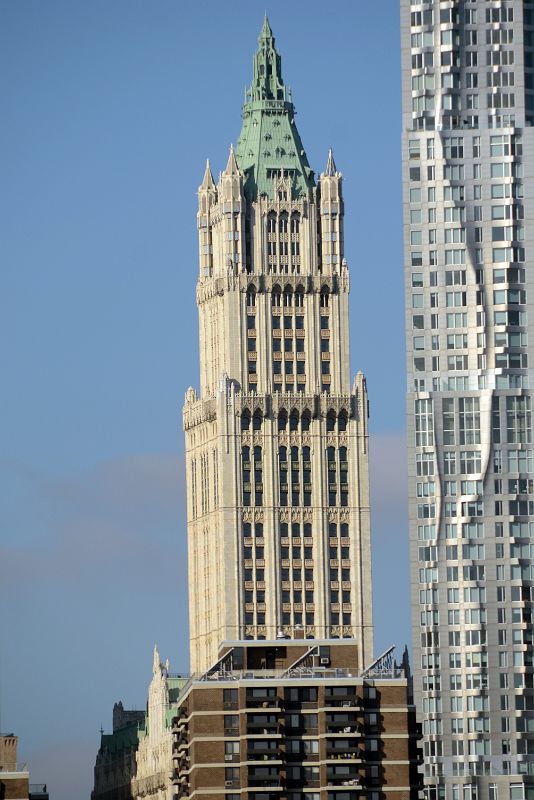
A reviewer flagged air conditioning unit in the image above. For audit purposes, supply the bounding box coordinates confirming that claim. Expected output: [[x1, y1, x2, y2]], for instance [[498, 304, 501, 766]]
[[320, 657, 330, 665], [224, 754, 233, 761], [225, 781, 234, 787]]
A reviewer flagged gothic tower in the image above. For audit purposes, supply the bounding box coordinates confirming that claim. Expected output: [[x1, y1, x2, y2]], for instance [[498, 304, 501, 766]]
[[184, 18, 373, 674]]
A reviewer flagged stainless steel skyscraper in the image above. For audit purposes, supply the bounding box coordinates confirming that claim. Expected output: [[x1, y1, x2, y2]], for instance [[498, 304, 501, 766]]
[[401, 3, 534, 799]]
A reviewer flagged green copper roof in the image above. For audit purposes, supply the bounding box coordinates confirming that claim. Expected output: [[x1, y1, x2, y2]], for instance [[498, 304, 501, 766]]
[[100, 721, 143, 755], [235, 17, 314, 201]]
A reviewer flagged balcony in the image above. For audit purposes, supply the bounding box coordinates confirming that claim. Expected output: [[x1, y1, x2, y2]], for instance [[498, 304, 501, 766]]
[[248, 778, 282, 788], [327, 774, 361, 788], [247, 748, 281, 762], [248, 767, 282, 789], [285, 751, 320, 762], [326, 746, 361, 760], [246, 697, 281, 709], [284, 725, 318, 736], [246, 717, 280, 735], [326, 721, 360, 735], [324, 696, 359, 709], [286, 779, 321, 789]]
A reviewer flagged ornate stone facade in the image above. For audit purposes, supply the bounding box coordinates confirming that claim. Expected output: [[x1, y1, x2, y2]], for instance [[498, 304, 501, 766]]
[[184, 18, 373, 675], [132, 647, 187, 800]]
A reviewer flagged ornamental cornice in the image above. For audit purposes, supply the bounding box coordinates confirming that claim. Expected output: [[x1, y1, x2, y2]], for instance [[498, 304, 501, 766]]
[[182, 398, 217, 431], [242, 509, 264, 523], [196, 273, 345, 303]]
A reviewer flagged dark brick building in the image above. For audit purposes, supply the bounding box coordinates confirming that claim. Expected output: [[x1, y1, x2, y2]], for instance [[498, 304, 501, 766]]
[[171, 640, 421, 800]]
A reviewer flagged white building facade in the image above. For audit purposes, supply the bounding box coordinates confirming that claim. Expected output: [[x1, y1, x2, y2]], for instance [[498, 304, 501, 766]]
[[183, 19, 373, 675], [401, 2, 534, 799]]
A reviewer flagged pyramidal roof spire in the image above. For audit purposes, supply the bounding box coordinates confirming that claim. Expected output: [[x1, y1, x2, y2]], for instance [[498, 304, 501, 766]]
[[251, 16, 284, 102], [234, 21, 315, 201], [200, 158, 215, 190], [259, 13, 273, 41], [325, 148, 337, 176], [225, 144, 239, 176]]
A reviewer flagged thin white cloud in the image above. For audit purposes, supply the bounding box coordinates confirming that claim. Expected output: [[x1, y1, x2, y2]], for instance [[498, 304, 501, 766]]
[[0, 452, 187, 588]]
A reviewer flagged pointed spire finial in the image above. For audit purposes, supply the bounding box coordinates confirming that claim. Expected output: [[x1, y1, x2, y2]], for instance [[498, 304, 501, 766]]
[[152, 644, 160, 675], [325, 148, 337, 177], [225, 144, 239, 176], [259, 13, 273, 41], [200, 158, 215, 190]]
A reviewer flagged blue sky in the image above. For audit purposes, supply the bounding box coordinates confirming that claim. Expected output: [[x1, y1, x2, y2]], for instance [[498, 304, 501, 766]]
[[1, 2, 407, 797]]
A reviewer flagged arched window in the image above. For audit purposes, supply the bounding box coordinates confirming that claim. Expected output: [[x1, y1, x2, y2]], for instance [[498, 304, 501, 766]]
[[267, 213, 276, 234], [242, 446, 251, 507], [283, 286, 293, 307], [278, 410, 288, 432], [339, 448, 348, 507], [272, 285, 281, 307], [254, 445, 263, 506], [241, 410, 251, 431], [279, 446, 288, 507], [295, 285, 304, 308], [252, 409, 263, 431], [291, 213, 300, 235], [301, 410, 311, 432], [320, 285, 330, 308], [246, 285, 256, 306], [291, 521, 300, 538], [327, 446, 337, 507], [291, 446, 300, 505], [279, 213, 289, 272], [338, 411, 348, 432], [327, 411, 336, 432], [290, 409, 299, 432]]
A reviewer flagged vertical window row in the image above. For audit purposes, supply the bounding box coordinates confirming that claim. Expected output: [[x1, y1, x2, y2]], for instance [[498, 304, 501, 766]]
[[225, 210, 240, 269], [321, 200, 340, 268], [242, 445, 263, 507], [328, 522, 351, 631], [279, 521, 314, 629], [326, 447, 348, 508], [272, 287, 305, 393], [200, 452, 209, 515], [279, 445, 311, 508], [198, 213, 213, 278], [246, 286, 257, 386], [320, 293, 330, 392], [191, 457, 197, 520], [266, 212, 301, 274], [243, 521, 265, 630]]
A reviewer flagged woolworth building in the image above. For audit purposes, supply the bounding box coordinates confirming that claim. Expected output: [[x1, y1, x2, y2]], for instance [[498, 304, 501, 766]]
[[183, 17, 373, 674]]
